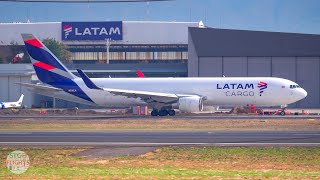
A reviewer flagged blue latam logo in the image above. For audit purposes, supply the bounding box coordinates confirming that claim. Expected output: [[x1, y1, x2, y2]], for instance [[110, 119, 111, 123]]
[[217, 83, 254, 89], [62, 22, 123, 41], [257, 82, 268, 96]]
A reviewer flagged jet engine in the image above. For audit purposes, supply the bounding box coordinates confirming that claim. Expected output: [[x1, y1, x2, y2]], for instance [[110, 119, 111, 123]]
[[175, 96, 204, 113]]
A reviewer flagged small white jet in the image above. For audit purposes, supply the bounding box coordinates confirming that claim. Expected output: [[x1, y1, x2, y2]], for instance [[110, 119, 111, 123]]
[[0, 94, 24, 109], [19, 34, 307, 116]]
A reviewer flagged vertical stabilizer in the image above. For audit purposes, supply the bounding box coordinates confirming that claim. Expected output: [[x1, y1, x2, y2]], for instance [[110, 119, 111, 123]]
[[21, 34, 76, 84], [18, 94, 24, 104]]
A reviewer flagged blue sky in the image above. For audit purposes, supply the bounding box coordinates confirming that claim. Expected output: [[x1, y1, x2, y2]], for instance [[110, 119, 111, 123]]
[[1, 0, 320, 34]]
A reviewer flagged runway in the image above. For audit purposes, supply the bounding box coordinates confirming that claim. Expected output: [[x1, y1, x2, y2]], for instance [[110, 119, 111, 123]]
[[0, 130, 319, 146], [0, 115, 319, 120]]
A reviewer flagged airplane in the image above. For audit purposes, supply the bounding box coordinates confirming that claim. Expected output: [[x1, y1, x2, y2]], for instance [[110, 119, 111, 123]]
[[0, 94, 24, 109], [19, 34, 307, 116]]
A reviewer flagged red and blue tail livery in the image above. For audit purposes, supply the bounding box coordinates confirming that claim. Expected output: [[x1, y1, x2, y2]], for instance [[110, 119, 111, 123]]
[[22, 34, 94, 103]]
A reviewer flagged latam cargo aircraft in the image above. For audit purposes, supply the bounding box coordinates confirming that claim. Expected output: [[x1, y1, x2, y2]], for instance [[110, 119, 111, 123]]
[[0, 94, 24, 109], [19, 34, 307, 116]]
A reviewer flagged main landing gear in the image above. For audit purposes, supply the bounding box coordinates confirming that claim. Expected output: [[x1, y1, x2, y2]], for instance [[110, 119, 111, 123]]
[[151, 109, 176, 116]]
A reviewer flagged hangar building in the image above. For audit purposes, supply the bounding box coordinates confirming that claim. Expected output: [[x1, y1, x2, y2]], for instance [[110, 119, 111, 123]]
[[188, 27, 320, 108]]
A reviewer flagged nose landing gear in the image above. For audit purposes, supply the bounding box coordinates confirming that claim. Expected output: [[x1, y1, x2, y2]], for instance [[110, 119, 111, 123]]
[[280, 104, 288, 116]]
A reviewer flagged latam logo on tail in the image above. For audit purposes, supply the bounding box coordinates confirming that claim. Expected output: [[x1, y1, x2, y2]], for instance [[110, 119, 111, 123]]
[[258, 81, 268, 96], [62, 21, 123, 41]]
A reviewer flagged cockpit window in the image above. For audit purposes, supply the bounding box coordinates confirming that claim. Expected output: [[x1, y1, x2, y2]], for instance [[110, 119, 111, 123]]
[[290, 85, 301, 89]]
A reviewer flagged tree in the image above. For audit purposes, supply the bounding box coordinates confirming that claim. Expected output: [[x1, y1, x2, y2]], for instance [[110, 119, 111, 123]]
[[42, 38, 70, 63], [5, 41, 31, 64]]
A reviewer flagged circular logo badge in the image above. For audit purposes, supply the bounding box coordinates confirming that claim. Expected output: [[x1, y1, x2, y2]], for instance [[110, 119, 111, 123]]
[[6, 150, 30, 174]]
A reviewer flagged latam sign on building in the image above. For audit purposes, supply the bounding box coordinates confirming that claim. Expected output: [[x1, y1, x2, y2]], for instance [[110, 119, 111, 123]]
[[62, 21, 123, 41]]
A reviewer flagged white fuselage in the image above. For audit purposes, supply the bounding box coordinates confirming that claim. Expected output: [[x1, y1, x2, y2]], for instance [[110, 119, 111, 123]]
[[0, 101, 22, 109], [45, 77, 307, 107]]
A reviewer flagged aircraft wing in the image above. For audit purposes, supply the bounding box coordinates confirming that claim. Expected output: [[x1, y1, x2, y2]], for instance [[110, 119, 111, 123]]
[[103, 88, 179, 104], [16, 82, 62, 92], [77, 69, 180, 104]]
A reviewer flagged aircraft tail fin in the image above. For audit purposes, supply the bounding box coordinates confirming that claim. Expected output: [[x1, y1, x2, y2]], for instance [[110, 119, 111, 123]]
[[21, 34, 95, 103], [21, 34, 77, 85], [136, 70, 145, 78], [18, 94, 24, 104]]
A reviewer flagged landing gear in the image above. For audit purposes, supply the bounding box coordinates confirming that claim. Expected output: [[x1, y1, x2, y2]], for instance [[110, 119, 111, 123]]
[[280, 104, 287, 116], [151, 109, 158, 116], [150, 109, 176, 116], [158, 110, 169, 116], [168, 110, 176, 116], [280, 111, 286, 116]]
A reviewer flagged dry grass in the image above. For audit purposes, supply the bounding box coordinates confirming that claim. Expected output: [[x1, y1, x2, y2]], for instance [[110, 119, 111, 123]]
[[0, 118, 319, 131]]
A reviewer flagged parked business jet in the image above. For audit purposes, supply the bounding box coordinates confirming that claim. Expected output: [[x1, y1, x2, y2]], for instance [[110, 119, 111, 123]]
[[0, 94, 24, 109], [19, 34, 307, 116]]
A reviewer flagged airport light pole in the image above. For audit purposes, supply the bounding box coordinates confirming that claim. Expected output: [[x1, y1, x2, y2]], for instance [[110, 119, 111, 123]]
[[105, 38, 128, 64], [105, 38, 111, 64]]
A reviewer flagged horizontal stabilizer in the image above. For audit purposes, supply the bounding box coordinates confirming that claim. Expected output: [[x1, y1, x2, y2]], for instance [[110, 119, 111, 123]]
[[77, 69, 102, 90], [16, 82, 62, 92]]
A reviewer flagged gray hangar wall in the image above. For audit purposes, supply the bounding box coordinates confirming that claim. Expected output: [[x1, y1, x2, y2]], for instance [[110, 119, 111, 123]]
[[188, 27, 320, 108], [0, 65, 33, 107]]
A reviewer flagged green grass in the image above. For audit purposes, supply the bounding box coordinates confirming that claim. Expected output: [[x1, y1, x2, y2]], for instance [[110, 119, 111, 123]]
[[1, 167, 320, 178], [0, 147, 320, 179]]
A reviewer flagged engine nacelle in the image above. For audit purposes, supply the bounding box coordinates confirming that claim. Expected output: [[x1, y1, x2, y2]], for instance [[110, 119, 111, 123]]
[[175, 96, 204, 113]]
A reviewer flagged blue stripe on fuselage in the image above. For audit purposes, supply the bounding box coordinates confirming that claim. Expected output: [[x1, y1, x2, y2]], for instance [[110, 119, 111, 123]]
[[25, 43, 67, 72], [34, 66, 94, 103]]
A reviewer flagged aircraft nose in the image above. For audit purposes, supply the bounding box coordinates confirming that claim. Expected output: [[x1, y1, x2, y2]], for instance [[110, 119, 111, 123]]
[[298, 88, 308, 100]]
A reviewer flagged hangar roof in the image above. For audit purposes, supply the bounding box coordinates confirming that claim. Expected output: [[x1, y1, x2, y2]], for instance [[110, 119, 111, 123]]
[[189, 27, 320, 57]]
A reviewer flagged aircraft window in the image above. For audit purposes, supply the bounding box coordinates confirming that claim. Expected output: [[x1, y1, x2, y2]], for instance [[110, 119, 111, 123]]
[[290, 85, 301, 89], [290, 85, 299, 89]]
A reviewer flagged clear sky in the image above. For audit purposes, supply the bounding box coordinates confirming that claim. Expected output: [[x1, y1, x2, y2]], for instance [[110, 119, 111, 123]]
[[1, 0, 320, 34]]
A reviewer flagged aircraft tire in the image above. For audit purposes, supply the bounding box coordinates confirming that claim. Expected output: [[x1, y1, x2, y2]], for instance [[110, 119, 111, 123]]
[[280, 111, 286, 116], [168, 110, 176, 116], [159, 110, 169, 116], [151, 110, 158, 116]]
